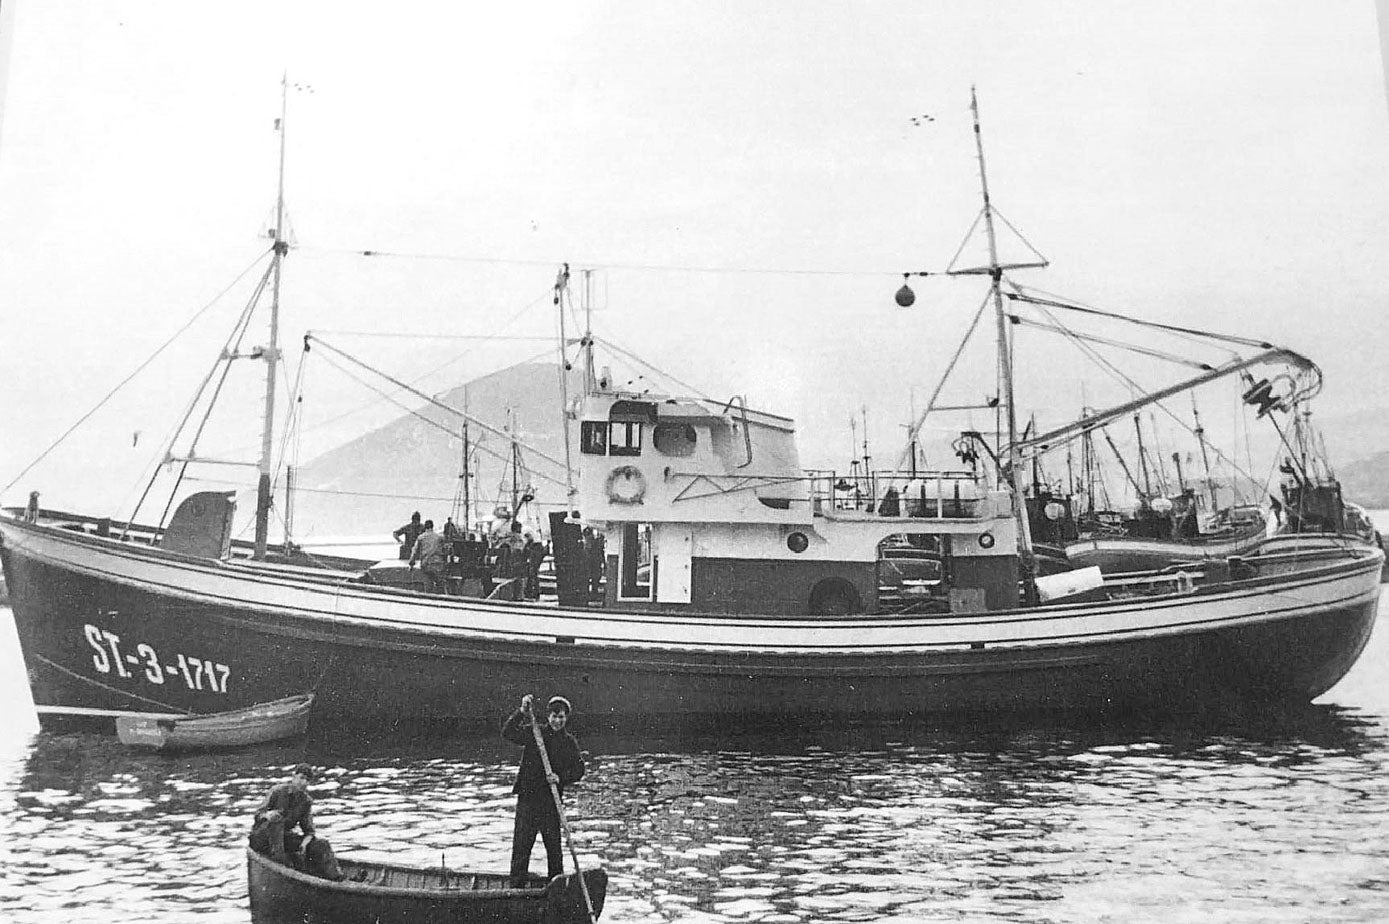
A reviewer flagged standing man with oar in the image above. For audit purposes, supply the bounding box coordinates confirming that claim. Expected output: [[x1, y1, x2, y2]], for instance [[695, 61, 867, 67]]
[[502, 693, 586, 889]]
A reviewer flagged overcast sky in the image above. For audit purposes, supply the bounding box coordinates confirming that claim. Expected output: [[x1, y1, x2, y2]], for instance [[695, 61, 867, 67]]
[[1, 1, 1388, 518]]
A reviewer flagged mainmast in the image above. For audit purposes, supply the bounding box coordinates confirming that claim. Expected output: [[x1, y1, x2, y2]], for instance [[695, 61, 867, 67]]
[[582, 269, 596, 394], [253, 76, 290, 560], [968, 87, 1033, 563]]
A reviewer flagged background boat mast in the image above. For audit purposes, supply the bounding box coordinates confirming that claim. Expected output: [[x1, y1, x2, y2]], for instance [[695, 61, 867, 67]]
[[254, 75, 289, 560], [1191, 394, 1219, 510]]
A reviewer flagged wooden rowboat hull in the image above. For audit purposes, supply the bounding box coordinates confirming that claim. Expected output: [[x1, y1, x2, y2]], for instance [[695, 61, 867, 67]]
[[116, 694, 313, 751], [246, 847, 607, 924]]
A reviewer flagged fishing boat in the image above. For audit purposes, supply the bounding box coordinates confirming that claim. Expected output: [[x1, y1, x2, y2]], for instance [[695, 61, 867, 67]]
[[0, 90, 1381, 732], [246, 847, 607, 924], [1063, 514, 1270, 574], [115, 693, 314, 751]]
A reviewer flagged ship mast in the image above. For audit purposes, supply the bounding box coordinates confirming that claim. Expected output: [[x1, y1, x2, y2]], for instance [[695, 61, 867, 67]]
[[554, 264, 576, 508], [582, 269, 596, 394], [253, 75, 290, 560], [1191, 394, 1218, 509], [966, 87, 1033, 564]]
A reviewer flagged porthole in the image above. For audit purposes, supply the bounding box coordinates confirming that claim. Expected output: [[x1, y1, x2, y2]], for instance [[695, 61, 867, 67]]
[[653, 423, 697, 457], [787, 532, 809, 553], [978, 532, 995, 549]]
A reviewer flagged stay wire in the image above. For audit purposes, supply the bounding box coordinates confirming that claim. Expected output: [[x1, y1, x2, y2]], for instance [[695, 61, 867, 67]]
[[1019, 295, 1265, 491], [302, 244, 912, 279], [2, 250, 273, 500], [313, 351, 570, 488], [284, 286, 556, 447], [125, 265, 272, 537], [153, 277, 268, 534]]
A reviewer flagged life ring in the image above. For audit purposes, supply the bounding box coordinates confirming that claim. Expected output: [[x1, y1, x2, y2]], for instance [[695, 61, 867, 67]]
[[605, 465, 647, 504]]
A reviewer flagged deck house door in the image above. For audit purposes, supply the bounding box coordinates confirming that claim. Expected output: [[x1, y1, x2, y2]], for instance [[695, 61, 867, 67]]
[[654, 524, 693, 604]]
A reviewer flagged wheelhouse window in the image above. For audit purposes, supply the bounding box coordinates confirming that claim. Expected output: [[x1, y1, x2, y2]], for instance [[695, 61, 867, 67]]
[[608, 421, 643, 457], [580, 421, 608, 455]]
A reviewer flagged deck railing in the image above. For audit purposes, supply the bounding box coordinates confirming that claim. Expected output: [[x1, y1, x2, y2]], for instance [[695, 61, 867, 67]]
[[804, 469, 987, 518]]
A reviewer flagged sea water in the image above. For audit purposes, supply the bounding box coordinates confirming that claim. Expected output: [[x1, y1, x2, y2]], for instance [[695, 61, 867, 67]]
[[0, 587, 1386, 922]]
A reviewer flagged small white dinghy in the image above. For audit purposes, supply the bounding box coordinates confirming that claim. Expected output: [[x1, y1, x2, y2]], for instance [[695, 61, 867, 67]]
[[116, 694, 314, 752]]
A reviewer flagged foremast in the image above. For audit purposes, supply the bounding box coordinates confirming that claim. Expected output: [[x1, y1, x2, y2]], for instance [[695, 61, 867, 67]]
[[253, 76, 290, 560]]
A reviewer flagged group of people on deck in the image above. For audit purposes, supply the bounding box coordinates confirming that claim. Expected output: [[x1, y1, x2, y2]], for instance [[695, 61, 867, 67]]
[[391, 510, 549, 598], [249, 694, 585, 889]]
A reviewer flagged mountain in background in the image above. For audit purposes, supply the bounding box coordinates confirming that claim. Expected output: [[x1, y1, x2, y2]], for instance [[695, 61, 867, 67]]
[[1338, 451, 1389, 509], [1315, 407, 1389, 469], [1296, 407, 1389, 508]]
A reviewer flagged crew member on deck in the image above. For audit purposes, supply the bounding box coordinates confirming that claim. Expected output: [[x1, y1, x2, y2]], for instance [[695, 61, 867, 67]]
[[523, 532, 546, 600], [248, 763, 343, 880], [497, 521, 527, 601], [502, 694, 585, 887], [582, 527, 606, 603], [409, 519, 447, 593], [392, 511, 425, 560]]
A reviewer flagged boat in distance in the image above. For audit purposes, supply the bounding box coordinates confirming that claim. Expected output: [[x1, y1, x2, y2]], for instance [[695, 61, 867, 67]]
[[1, 90, 1381, 732], [246, 847, 607, 924], [115, 693, 313, 751]]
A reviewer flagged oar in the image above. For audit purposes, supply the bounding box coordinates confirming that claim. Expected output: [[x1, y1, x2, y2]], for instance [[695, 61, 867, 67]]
[[528, 703, 598, 924]]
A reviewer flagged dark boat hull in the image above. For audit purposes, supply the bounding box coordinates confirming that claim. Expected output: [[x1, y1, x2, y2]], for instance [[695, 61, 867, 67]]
[[2, 519, 1381, 729], [246, 848, 607, 924]]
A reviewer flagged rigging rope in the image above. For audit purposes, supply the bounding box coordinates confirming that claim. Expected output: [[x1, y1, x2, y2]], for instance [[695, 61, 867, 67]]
[[591, 333, 716, 404], [312, 351, 570, 488], [306, 335, 570, 473], [301, 244, 918, 279], [1008, 291, 1275, 350], [125, 265, 271, 537], [275, 287, 557, 449], [154, 279, 266, 533], [2, 250, 272, 500]]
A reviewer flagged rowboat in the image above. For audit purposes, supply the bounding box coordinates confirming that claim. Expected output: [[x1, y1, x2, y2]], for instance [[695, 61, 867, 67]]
[[115, 694, 313, 751], [246, 847, 607, 924]]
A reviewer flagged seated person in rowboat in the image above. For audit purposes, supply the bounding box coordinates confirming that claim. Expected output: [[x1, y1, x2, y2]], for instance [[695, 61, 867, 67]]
[[248, 763, 344, 880], [503, 694, 585, 887]]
